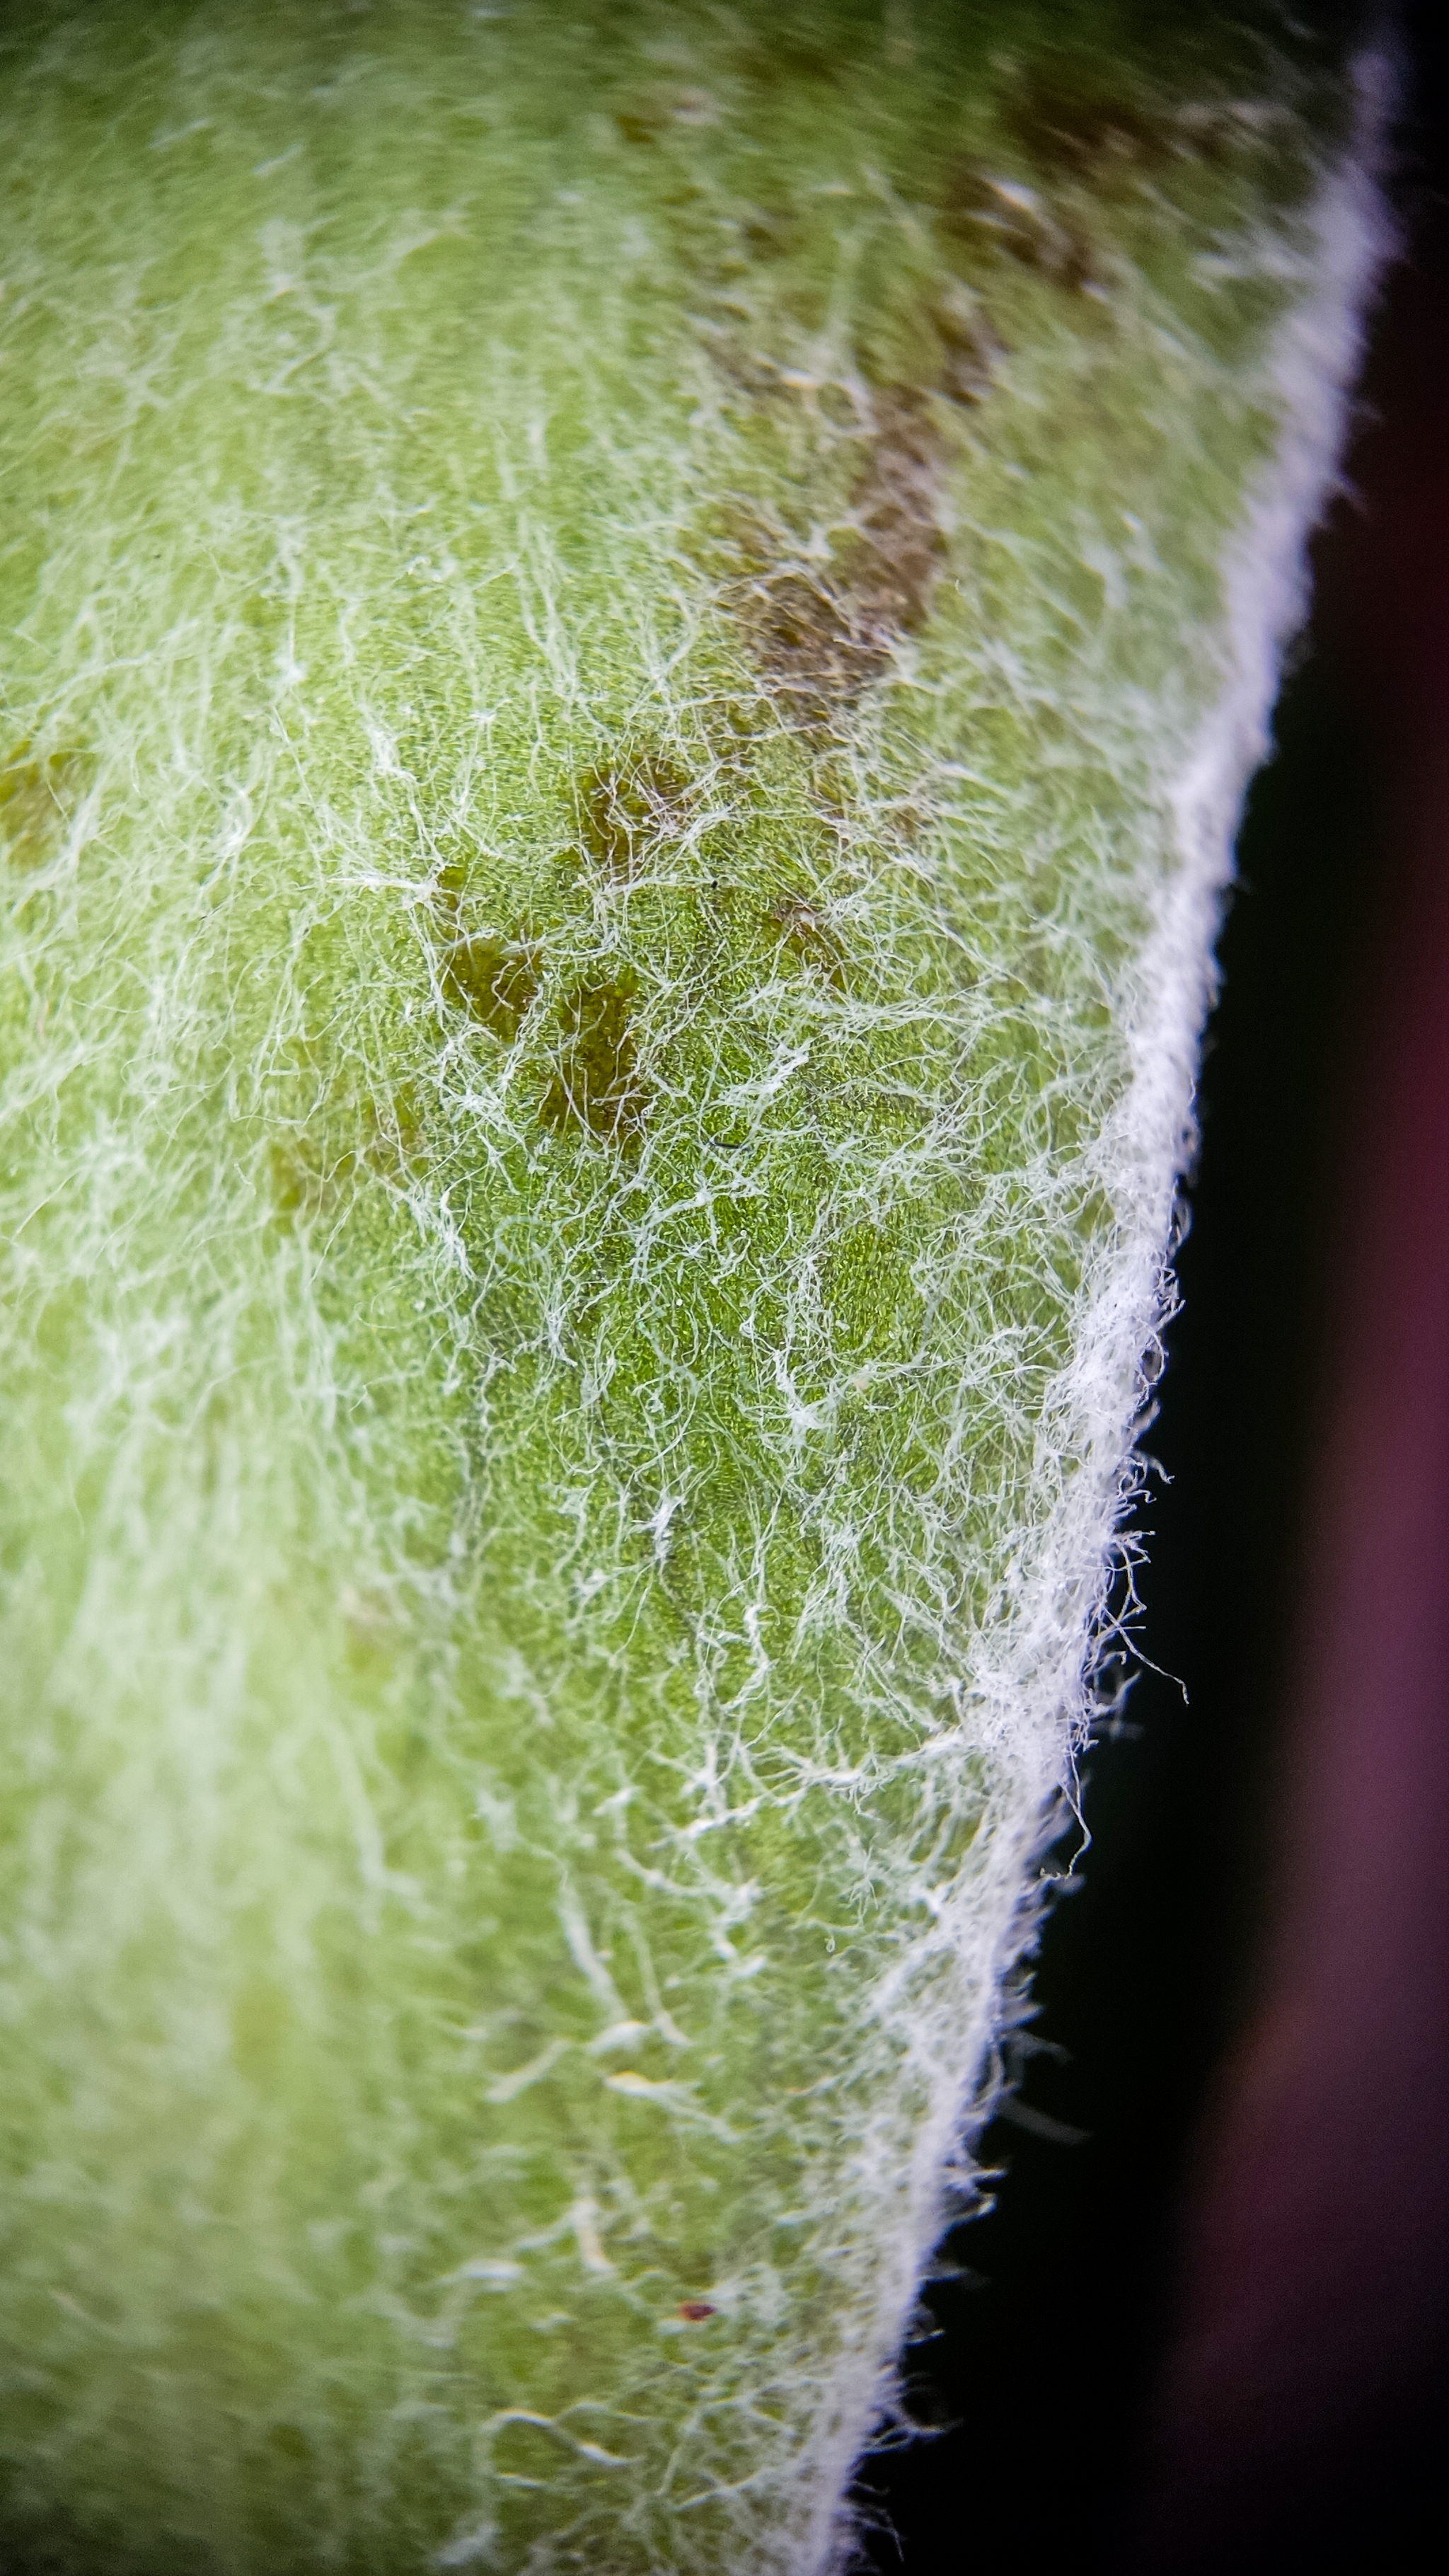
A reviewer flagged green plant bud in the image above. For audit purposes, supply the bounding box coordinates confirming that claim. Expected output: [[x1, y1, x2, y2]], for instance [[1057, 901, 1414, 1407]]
[[0, 5, 1385, 2570]]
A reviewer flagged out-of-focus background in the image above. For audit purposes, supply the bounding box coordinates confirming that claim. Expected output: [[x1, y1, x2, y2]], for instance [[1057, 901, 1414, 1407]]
[[856, 6, 1449, 2567]]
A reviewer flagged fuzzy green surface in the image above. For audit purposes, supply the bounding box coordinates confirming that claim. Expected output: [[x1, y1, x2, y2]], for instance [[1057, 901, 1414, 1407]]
[[0, 4, 1355, 2570]]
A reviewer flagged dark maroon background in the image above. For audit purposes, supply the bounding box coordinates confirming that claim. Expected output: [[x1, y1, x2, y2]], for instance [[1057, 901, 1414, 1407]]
[[858, 8, 1449, 2568]]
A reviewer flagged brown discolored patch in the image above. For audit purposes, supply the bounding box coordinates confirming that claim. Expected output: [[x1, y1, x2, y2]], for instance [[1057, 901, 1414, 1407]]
[[841, 389, 945, 634], [736, 564, 873, 725], [933, 282, 1003, 406], [615, 93, 669, 145], [702, 330, 787, 407], [769, 893, 847, 991], [575, 752, 688, 879], [734, 29, 836, 86], [738, 204, 797, 263], [615, 86, 717, 146], [941, 162, 1096, 291], [539, 973, 647, 1149], [1001, 70, 1167, 177], [440, 936, 539, 1043], [734, 389, 945, 728], [677, 2299, 717, 2323], [1, 742, 82, 870]]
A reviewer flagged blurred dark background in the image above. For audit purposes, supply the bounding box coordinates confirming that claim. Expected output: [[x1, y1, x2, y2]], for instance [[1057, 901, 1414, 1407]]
[[856, 6, 1449, 2568]]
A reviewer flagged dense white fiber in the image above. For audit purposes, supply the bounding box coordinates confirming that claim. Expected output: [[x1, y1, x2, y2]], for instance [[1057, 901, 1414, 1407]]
[[821, 50, 1396, 2571], [0, 7, 1388, 2571]]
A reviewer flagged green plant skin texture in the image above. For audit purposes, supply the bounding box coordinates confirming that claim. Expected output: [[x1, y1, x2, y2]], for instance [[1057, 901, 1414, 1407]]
[[0, 5, 1377, 2570]]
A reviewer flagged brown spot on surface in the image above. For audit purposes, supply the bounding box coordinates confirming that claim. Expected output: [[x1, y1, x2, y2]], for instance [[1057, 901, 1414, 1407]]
[[441, 936, 539, 1043], [539, 973, 647, 1149], [735, 390, 945, 728], [677, 2299, 717, 2323], [843, 389, 945, 633], [576, 753, 688, 878], [616, 95, 669, 145], [739, 205, 797, 263], [941, 163, 1096, 291], [703, 331, 787, 407], [933, 282, 1002, 406], [741, 567, 877, 724], [736, 30, 836, 86], [770, 893, 847, 990], [1002, 71, 1165, 176], [615, 86, 717, 145]]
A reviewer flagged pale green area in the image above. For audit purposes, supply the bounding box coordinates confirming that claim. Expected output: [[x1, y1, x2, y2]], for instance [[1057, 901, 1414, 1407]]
[[0, 4, 1349, 2570]]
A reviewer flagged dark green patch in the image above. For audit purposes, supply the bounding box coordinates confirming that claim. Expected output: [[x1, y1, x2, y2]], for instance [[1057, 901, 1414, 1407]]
[[362, 1083, 429, 1183], [0, 742, 81, 869], [268, 1137, 357, 1225], [265, 1079, 422, 1230], [539, 973, 647, 1148], [441, 936, 539, 1043], [432, 858, 470, 917], [575, 752, 688, 878]]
